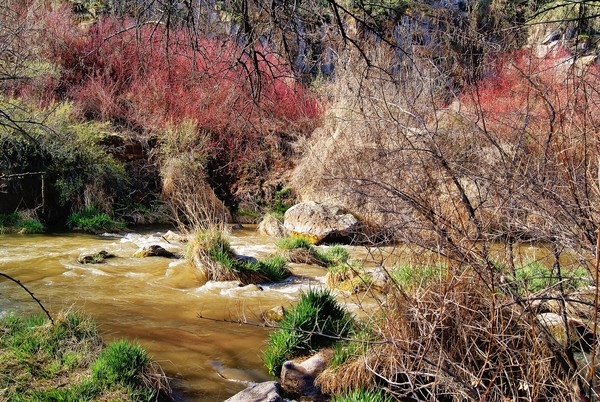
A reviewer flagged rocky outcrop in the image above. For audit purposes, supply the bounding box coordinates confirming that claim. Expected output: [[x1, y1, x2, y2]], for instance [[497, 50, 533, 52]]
[[283, 202, 360, 244], [258, 214, 288, 238], [224, 381, 282, 402], [78, 250, 116, 264], [133, 245, 177, 258], [280, 351, 331, 399]]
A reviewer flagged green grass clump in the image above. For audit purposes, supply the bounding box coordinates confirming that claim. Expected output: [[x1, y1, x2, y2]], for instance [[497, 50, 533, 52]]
[[0, 212, 45, 234], [277, 236, 313, 250], [269, 187, 294, 221], [319, 245, 350, 265], [510, 261, 590, 293], [0, 311, 167, 401], [67, 208, 125, 233], [262, 288, 355, 376], [331, 388, 391, 402], [195, 230, 291, 283], [277, 237, 350, 267], [391, 263, 447, 291], [249, 256, 290, 282], [18, 218, 45, 234], [0, 212, 21, 228]]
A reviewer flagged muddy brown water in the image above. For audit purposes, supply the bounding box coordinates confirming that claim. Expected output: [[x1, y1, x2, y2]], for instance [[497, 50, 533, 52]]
[[0, 226, 575, 401], [0, 226, 373, 401]]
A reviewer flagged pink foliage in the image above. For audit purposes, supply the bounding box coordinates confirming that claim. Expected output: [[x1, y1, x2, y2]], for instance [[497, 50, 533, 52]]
[[24, 10, 321, 172], [462, 46, 600, 161]]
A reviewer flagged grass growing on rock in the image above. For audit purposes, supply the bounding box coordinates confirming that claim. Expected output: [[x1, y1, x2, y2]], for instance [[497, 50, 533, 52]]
[[277, 236, 350, 267], [0, 311, 169, 401], [192, 230, 291, 284], [262, 288, 355, 376]]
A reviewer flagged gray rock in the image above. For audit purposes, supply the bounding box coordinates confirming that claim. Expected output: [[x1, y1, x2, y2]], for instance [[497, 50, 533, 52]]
[[280, 351, 330, 398], [224, 381, 282, 402], [257, 214, 288, 238], [370, 267, 390, 291], [283, 202, 359, 244], [162, 230, 188, 243]]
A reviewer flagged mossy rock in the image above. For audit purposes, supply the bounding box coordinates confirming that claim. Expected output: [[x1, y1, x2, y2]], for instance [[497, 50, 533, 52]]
[[78, 250, 116, 264], [133, 245, 177, 258]]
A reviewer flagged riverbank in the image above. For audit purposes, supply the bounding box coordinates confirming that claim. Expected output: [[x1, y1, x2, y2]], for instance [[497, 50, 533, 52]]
[[0, 310, 170, 401], [0, 226, 342, 400]]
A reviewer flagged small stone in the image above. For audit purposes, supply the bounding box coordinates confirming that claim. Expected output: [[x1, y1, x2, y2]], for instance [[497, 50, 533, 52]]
[[133, 245, 176, 258], [78, 250, 116, 264], [224, 381, 282, 402], [263, 306, 286, 322], [162, 230, 188, 243]]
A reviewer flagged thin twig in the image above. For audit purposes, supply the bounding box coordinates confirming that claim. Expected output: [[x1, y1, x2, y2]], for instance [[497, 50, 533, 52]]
[[0, 273, 53, 325]]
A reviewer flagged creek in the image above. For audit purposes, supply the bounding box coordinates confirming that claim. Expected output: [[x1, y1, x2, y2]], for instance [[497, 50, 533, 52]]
[[0, 226, 372, 401], [0, 226, 570, 401]]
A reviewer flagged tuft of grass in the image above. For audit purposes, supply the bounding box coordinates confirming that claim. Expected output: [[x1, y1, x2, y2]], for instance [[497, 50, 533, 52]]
[[0, 311, 168, 401], [331, 388, 392, 402], [0, 212, 45, 234], [67, 208, 125, 233], [0, 212, 21, 228], [194, 229, 291, 283], [277, 236, 313, 250], [92, 339, 151, 387], [262, 288, 355, 376], [390, 263, 447, 291], [250, 256, 290, 283], [508, 261, 590, 294], [18, 219, 45, 234], [269, 187, 294, 222], [277, 237, 351, 267]]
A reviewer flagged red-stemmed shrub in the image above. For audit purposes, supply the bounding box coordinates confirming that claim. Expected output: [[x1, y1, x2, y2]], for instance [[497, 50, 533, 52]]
[[7, 4, 321, 179]]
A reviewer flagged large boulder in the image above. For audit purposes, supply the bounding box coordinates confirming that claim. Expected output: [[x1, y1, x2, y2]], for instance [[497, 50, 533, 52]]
[[283, 202, 359, 244], [224, 381, 282, 402]]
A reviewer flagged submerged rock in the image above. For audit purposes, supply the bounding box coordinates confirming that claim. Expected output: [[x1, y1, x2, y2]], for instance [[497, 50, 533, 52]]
[[78, 250, 116, 264], [224, 381, 282, 402], [262, 306, 286, 322], [133, 245, 177, 258], [283, 202, 359, 244]]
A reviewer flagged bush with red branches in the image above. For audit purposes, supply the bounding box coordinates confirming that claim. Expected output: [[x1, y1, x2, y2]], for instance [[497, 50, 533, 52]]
[[7, 4, 320, 181]]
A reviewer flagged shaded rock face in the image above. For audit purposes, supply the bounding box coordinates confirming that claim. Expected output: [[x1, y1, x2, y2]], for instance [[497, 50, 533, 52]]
[[133, 245, 176, 258], [283, 202, 360, 244], [280, 351, 330, 399], [224, 381, 282, 402]]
